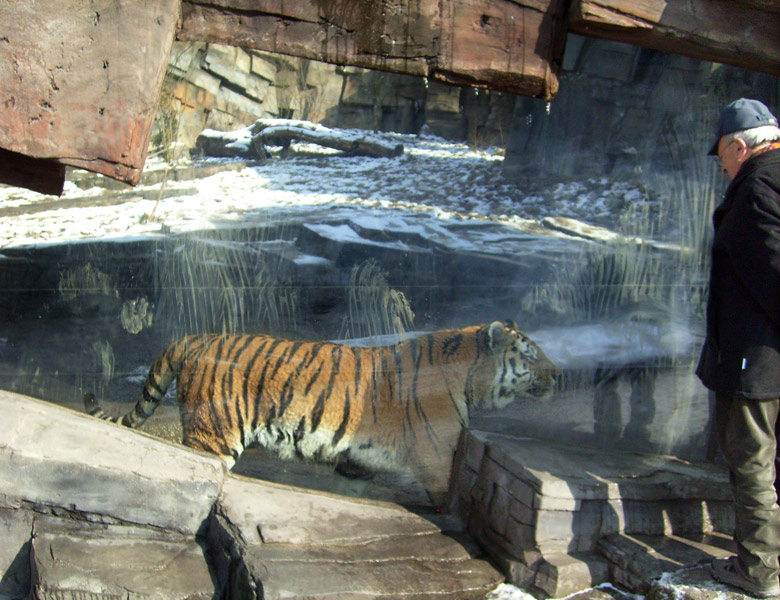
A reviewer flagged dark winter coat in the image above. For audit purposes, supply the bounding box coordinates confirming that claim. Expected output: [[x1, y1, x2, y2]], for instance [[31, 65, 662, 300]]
[[696, 148, 780, 399]]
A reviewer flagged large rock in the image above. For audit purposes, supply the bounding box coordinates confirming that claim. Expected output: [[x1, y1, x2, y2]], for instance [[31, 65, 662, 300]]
[[0, 0, 180, 187], [569, 0, 780, 77], [30, 518, 216, 600], [178, 0, 568, 99], [0, 391, 225, 535], [0, 507, 32, 600], [0, 390, 505, 599], [209, 475, 504, 599]]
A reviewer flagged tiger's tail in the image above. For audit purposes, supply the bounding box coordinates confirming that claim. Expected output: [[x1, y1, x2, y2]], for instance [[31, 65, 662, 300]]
[[84, 343, 181, 429]]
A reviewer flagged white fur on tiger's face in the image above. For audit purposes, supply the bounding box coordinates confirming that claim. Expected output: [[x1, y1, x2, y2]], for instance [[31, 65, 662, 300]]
[[483, 321, 557, 410]]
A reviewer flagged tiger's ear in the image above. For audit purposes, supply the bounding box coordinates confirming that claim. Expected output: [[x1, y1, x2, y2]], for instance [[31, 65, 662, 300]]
[[488, 321, 509, 349]]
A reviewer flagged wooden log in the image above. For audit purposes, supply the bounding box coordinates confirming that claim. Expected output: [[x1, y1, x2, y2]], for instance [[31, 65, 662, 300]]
[[196, 121, 404, 159], [569, 0, 780, 76], [253, 125, 404, 158], [195, 128, 257, 159]]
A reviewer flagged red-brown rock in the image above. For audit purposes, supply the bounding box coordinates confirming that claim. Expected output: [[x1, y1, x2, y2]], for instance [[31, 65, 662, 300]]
[[0, 0, 180, 188], [569, 0, 780, 77]]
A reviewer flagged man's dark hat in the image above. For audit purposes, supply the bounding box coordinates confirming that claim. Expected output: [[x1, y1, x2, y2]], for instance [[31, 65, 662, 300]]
[[708, 98, 779, 155]]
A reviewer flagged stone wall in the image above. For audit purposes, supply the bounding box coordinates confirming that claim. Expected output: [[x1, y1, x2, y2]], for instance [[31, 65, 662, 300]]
[[155, 36, 777, 181], [504, 35, 780, 181], [152, 41, 517, 159]]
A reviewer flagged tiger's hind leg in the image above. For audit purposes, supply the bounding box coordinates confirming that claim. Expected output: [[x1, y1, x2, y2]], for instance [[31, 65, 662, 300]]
[[178, 402, 244, 469]]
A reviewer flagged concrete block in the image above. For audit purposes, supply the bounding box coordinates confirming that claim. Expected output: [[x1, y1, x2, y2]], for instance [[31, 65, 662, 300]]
[[447, 464, 478, 521], [571, 499, 604, 552], [304, 61, 339, 88], [425, 81, 461, 113], [510, 497, 536, 525], [204, 44, 238, 69], [168, 41, 206, 75], [275, 69, 300, 89], [485, 485, 513, 537], [598, 532, 734, 593], [503, 557, 538, 589], [235, 48, 251, 74], [479, 456, 514, 495], [508, 476, 537, 508], [251, 53, 278, 82], [171, 79, 216, 112], [0, 391, 225, 535], [536, 509, 577, 543], [185, 68, 222, 98], [215, 88, 265, 119], [504, 517, 536, 553], [535, 494, 580, 512], [534, 553, 609, 598], [462, 430, 487, 472]]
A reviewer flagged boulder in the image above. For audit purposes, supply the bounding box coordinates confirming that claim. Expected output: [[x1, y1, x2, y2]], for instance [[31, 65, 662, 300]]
[[30, 518, 216, 600], [0, 390, 504, 599], [0, 392, 225, 535]]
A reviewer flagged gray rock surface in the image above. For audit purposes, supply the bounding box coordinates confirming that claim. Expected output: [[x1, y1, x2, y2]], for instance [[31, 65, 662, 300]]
[[0, 389, 763, 600], [30, 517, 216, 600], [449, 429, 734, 598], [1, 391, 225, 535], [208, 475, 503, 599], [0, 390, 502, 600]]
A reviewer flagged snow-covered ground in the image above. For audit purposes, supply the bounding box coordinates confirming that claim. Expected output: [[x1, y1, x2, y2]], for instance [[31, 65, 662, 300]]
[[0, 129, 653, 250]]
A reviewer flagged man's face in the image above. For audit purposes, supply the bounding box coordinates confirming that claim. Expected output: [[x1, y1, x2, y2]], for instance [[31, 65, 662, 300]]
[[716, 136, 752, 180]]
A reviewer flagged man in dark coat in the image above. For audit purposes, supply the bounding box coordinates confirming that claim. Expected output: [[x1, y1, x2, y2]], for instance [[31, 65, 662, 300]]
[[697, 98, 780, 597]]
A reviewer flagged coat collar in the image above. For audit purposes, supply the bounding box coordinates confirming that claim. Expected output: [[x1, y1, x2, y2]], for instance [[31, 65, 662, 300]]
[[714, 148, 780, 226]]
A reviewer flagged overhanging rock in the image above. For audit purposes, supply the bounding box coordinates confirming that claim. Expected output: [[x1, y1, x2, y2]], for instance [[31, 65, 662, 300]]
[[0, 0, 180, 192]]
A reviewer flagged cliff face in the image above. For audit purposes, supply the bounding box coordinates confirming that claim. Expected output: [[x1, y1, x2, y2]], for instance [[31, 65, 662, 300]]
[[152, 41, 519, 156]]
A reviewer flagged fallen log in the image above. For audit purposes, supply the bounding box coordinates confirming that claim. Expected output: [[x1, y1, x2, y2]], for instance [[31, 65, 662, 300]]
[[194, 127, 257, 159], [252, 122, 404, 159], [195, 119, 405, 160]]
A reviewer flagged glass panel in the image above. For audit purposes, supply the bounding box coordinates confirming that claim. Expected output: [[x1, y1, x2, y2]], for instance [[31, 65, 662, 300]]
[[1, 36, 778, 504]]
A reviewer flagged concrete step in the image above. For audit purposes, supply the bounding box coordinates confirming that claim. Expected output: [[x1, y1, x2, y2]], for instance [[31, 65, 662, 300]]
[[599, 532, 734, 592], [448, 430, 733, 597]]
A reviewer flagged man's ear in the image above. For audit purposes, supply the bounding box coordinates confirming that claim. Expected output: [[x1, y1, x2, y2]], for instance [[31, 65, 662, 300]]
[[733, 137, 750, 156]]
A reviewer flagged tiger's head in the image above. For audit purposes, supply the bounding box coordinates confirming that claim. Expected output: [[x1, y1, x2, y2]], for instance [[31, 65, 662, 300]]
[[477, 320, 558, 410]]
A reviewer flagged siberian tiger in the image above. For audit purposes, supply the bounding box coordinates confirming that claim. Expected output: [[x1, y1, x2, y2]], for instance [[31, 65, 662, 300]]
[[84, 320, 556, 503]]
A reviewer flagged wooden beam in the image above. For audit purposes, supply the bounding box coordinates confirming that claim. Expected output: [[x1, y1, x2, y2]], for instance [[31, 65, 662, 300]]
[[177, 0, 568, 100], [568, 0, 780, 77]]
